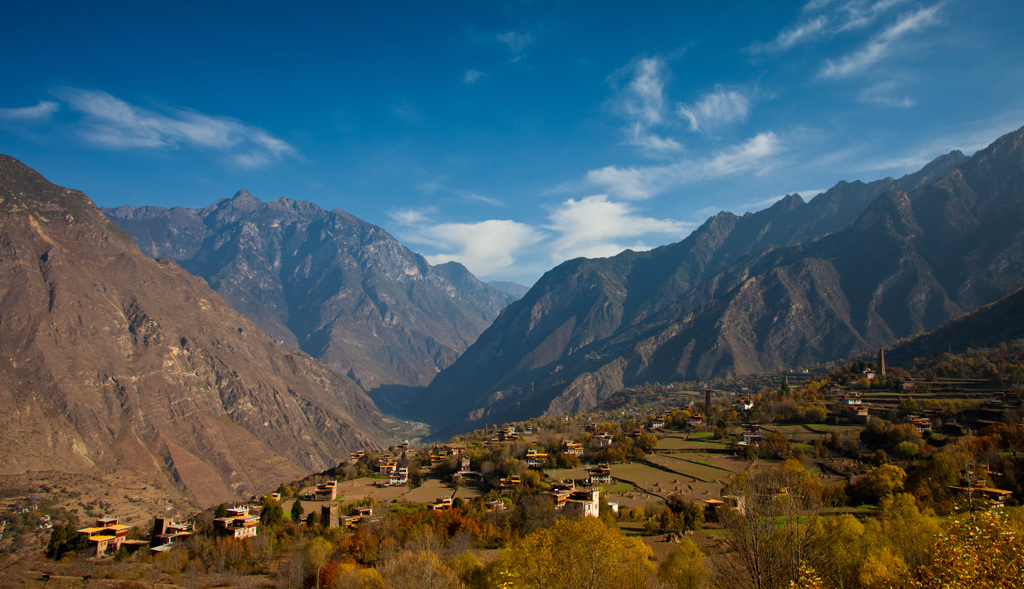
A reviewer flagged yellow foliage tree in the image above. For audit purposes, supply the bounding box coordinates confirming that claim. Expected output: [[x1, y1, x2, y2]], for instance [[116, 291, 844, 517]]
[[658, 537, 707, 589], [493, 516, 656, 589], [911, 509, 1024, 589]]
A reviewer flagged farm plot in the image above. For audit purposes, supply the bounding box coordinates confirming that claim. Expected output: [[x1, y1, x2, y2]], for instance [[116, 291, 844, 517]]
[[453, 486, 485, 500], [400, 480, 454, 504], [608, 462, 723, 503], [646, 455, 734, 482], [803, 424, 864, 435], [333, 478, 413, 503], [663, 453, 750, 474], [656, 435, 731, 451], [543, 467, 590, 481]]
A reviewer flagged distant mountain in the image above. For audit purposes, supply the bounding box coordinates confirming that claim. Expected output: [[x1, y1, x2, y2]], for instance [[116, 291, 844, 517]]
[[104, 193, 515, 391], [419, 129, 1022, 436], [886, 286, 1024, 364], [487, 281, 531, 299], [0, 156, 392, 507]]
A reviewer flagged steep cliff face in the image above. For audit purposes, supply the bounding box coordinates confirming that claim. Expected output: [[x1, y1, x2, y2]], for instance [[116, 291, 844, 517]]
[[420, 130, 1021, 436], [104, 193, 514, 391], [0, 156, 391, 507]]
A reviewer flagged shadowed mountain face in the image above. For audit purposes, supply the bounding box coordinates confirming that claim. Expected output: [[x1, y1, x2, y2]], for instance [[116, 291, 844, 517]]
[[0, 156, 392, 507], [420, 130, 1024, 436], [885, 286, 1024, 366], [104, 194, 514, 392]]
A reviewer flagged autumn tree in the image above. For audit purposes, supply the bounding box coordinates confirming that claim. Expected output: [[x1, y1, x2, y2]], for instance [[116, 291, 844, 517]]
[[716, 462, 827, 589], [912, 508, 1024, 588], [378, 549, 465, 589], [493, 516, 656, 589], [304, 536, 332, 589], [659, 537, 707, 589]]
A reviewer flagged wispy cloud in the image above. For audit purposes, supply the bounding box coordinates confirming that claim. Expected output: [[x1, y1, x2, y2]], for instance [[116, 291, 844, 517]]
[[677, 87, 751, 132], [585, 132, 783, 199], [417, 220, 545, 276], [0, 100, 59, 121], [835, 0, 912, 32], [819, 4, 942, 78], [546, 195, 692, 261], [609, 57, 682, 153], [389, 207, 436, 226], [857, 80, 914, 107], [497, 31, 535, 53], [749, 14, 829, 53], [463, 69, 484, 85], [750, 0, 913, 54], [55, 89, 293, 168], [464, 192, 504, 206]]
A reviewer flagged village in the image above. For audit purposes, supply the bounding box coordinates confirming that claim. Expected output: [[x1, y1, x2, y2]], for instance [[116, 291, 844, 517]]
[[4, 344, 1021, 587]]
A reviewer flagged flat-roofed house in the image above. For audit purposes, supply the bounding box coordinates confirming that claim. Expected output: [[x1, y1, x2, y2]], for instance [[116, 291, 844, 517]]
[[214, 507, 259, 539], [314, 481, 338, 501], [563, 441, 584, 456], [149, 517, 194, 552], [78, 517, 130, 558], [389, 468, 408, 486], [563, 488, 600, 518], [588, 465, 612, 486]]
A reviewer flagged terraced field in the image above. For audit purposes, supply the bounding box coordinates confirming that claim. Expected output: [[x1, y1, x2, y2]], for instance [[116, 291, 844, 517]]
[[645, 455, 734, 482]]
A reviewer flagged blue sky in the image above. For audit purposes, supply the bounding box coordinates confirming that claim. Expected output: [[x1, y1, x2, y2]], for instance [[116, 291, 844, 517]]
[[2, 0, 1023, 285]]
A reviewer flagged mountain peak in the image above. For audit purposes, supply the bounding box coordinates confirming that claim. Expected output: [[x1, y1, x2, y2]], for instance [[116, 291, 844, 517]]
[[773, 193, 805, 211], [231, 188, 260, 204]]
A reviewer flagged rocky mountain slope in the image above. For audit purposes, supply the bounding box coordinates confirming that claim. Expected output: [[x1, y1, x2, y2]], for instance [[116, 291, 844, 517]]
[[885, 286, 1024, 365], [0, 156, 392, 507], [104, 194, 515, 392], [419, 129, 1022, 435]]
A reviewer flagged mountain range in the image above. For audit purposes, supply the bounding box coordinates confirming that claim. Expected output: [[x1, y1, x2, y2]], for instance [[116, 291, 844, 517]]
[[103, 193, 516, 392], [415, 127, 1024, 436], [0, 156, 393, 507]]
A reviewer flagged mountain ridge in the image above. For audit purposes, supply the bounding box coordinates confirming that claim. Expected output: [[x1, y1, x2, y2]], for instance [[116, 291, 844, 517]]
[[417, 132, 1019, 436], [104, 192, 516, 392], [0, 155, 391, 507]]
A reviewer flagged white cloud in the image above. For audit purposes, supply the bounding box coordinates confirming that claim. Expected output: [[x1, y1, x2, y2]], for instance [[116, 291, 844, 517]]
[[497, 31, 534, 53], [55, 89, 293, 166], [585, 132, 783, 199], [463, 69, 484, 85], [389, 208, 436, 225], [463, 192, 504, 206], [857, 80, 914, 107], [418, 220, 545, 276], [749, 15, 829, 53], [546, 195, 692, 261], [0, 100, 59, 121], [677, 87, 751, 132], [622, 57, 668, 126], [835, 0, 911, 32], [819, 4, 942, 78], [609, 57, 683, 153], [751, 0, 914, 55]]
